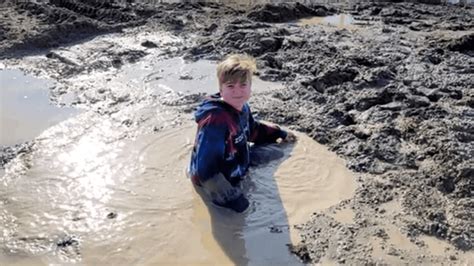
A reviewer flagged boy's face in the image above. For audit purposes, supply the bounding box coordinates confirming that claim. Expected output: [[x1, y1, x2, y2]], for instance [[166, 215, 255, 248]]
[[220, 78, 251, 111]]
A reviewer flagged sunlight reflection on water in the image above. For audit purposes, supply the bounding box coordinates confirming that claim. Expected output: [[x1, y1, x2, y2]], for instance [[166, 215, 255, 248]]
[[0, 69, 79, 146]]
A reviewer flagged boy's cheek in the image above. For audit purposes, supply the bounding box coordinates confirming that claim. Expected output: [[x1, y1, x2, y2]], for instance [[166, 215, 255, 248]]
[[244, 93, 251, 101], [243, 87, 251, 96]]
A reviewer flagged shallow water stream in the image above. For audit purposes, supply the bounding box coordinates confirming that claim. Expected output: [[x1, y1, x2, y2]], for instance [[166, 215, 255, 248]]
[[298, 14, 355, 28]]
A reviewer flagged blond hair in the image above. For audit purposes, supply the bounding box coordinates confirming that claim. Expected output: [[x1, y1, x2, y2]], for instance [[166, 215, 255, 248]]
[[217, 54, 257, 88]]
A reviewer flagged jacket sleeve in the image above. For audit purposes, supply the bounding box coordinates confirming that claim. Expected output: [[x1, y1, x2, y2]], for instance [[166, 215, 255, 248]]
[[200, 172, 249, 213], [194, 113, 227, 182], [248, 107, 287, 145], [194, 112, 249, 213]]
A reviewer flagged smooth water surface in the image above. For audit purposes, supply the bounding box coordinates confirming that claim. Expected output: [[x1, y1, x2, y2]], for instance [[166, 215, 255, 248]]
[[0, 69, 79, 146], [298, 14, 355, 28], [118, 57, 284, 95]]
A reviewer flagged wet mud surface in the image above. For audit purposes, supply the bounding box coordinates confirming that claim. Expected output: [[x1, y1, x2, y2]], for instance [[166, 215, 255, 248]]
[[1, 0, 473, 264]]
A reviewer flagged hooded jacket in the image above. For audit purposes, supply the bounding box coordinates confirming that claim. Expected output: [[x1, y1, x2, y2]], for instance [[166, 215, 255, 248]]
[[189, 93, 287, 186]]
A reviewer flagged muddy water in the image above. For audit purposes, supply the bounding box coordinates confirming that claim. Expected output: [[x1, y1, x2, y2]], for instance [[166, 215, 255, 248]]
[[118, 57, 284, 95], [298, 14, 355, 28], [1, 31, 355, 263], [0, 69, 79, 146], [329, 207, 355, 224], [0, 119, 355, 264]]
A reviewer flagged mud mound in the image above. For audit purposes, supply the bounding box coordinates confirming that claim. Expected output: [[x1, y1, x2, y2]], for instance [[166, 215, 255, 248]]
[[0, 0, 241, 57], [0, 0, 154, 57], [447, 33, 474, 53], [289, 213, 369, 264], [354, 2, 473, 32], [49, 0, 139, 24], [247, 3, 330, 23], [0, 142, 34, 168]]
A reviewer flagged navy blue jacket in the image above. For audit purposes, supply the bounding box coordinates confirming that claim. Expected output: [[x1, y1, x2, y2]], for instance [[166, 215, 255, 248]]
[[189, 93, 287, 186]]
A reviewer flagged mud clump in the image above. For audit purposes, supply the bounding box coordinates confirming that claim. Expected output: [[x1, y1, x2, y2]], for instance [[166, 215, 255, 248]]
[[247, 2, 331, 23], [0, 142, 34, 169], [289, 213, 370, 264], [141, 40, 158, 48], [447, 33, 474, 53]]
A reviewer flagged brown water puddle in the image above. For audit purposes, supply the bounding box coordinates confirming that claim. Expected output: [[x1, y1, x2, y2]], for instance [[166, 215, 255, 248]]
[[105, 125, 356, 264], [0, 122, 356, 265], [117, 57, 284, 95], [419, 236, 474, 263], [270, 132, 356, 239], [370, 213, 474, 263], [379, 198, 403, 215], [298, 14, 356, 29], [370, 236, 404, 265], [0, 69, 79, 146], [420, 236, 452, 254], [328, 207, 355, 224], [370, 224, 416, 265]]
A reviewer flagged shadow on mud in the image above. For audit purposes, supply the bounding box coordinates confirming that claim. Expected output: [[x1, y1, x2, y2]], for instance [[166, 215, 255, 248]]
[[193, 142, 301, 265]]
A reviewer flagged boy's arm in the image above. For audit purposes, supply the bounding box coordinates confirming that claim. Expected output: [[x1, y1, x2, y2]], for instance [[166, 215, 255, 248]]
[[194, 118, 227, 181], [200, 172, 249, 213], [195, 113, 249, 212], [248, 108, 288, 145]]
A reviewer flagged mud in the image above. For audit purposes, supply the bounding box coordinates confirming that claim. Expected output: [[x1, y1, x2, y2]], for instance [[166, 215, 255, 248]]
[[1, 0, 473, 265]]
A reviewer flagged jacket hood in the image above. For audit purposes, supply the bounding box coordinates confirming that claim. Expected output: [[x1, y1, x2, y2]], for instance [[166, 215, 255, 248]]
[[195, 93, 237, 122]]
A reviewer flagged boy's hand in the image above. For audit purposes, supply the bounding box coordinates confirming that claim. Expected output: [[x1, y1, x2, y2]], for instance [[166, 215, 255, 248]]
[[280, 131, 297, 143]]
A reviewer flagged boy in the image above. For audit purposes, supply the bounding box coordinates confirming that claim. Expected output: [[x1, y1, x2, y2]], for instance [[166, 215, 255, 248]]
[[189, 54, 296, 213]]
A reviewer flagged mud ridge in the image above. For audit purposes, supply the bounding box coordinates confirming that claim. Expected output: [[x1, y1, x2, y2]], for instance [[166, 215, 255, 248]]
[[0, 0, 234, 57]]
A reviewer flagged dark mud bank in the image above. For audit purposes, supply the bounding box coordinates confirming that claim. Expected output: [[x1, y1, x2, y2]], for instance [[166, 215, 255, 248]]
[[0, 0, 234, 57], [1, 1, 473, 264]]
